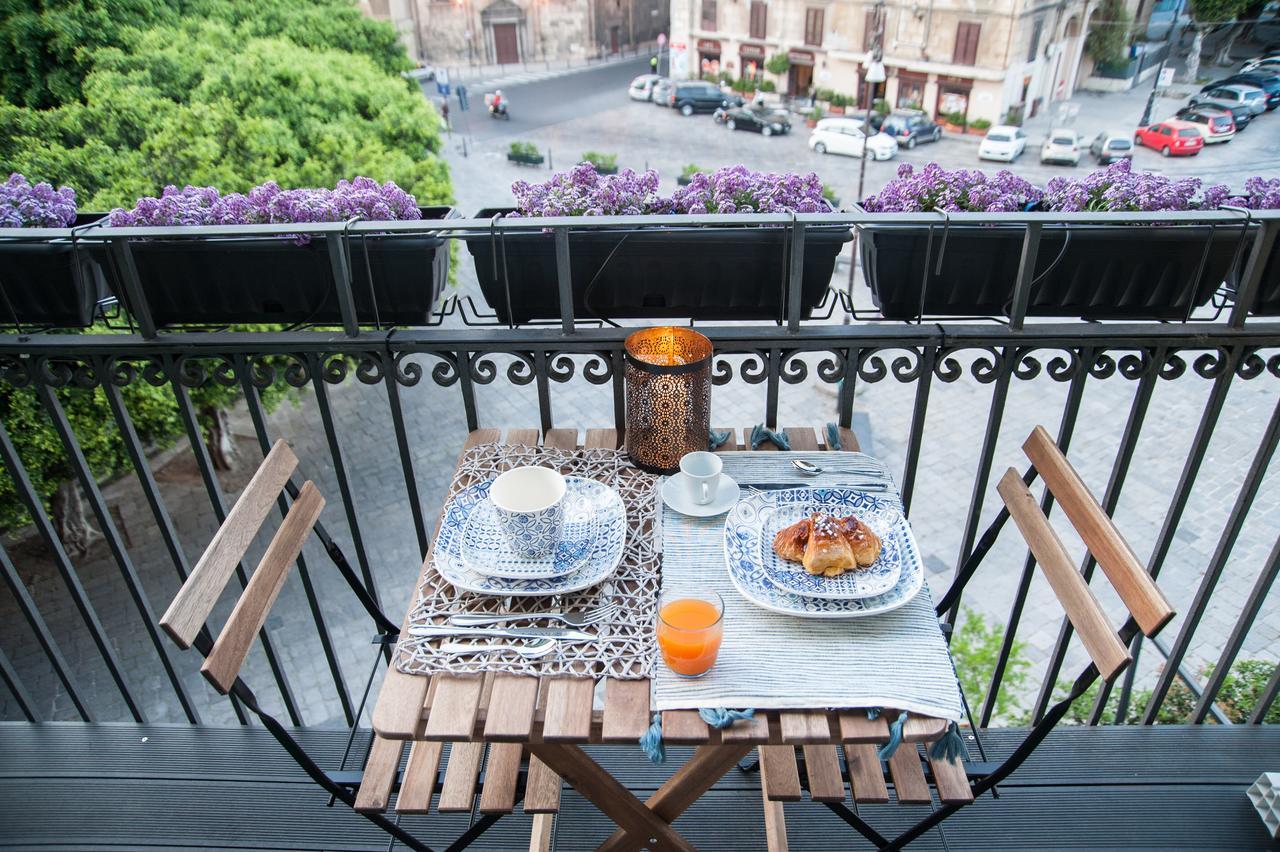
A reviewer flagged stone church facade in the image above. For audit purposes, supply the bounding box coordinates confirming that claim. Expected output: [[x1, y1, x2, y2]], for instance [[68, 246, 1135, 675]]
[[360, 0, 669, 66]]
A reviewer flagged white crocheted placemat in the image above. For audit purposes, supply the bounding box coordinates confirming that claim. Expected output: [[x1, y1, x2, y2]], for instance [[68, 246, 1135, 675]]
[[393, 443, 659, 679]]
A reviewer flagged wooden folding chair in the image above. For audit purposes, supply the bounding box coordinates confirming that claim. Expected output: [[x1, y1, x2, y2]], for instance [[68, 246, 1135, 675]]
[[159, 440, 529, 852], [855, 425, 1177, 850]]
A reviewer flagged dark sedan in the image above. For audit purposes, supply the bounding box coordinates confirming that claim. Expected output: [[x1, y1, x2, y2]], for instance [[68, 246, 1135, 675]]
[[724, 106, 791, 136], [1203, 72, 1280, 109]]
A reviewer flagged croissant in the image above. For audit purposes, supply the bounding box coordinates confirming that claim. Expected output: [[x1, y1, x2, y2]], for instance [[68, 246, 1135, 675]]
[[771, 512, 883, 578]]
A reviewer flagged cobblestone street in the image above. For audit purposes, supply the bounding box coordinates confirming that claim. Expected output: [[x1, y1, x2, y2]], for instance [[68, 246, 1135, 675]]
[[1, 64, 1278, 729]]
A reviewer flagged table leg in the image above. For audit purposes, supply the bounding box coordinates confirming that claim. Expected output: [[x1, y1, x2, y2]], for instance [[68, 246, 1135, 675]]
[[598, 742, 755, 852], [527, 743, 695, 852], [529, 812, 554, 852]]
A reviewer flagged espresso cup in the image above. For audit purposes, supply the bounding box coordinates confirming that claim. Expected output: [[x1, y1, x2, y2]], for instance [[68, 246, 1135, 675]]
[[489, 466, 567, 558], [680, 451, 723, 506]]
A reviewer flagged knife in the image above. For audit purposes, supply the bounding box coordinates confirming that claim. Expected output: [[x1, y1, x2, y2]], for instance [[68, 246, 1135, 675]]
[[408, 625, 595, 642]]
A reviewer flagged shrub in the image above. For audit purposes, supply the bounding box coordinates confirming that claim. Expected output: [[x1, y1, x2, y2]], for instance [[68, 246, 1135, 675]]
[[943, 110, 968, 127], [949, 609, 1032, 725], [821, 184, 839, 207], [680, 164, 703, 180], [509, 141, 540, 159], [970, 118, 992, 131], [765, 52, 790, 75], [872, 98, 890, 115], [580, 152, 618, 171], [808, 107, 823, 121], [759, 80, 777, 93]]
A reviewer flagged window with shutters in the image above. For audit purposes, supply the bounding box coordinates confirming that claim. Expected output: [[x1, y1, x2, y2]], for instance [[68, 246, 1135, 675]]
[[804, 8, 824, 46], [862, 9, 877, 51], [701, 0, 717, 30], [1027, 17, 1043, 62], [953, 21, 981, 65], [749, 2, 768, 39]]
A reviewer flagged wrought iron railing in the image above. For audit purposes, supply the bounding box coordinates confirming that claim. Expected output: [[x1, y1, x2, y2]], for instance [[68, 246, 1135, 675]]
[[0, 210, 1277, 731]]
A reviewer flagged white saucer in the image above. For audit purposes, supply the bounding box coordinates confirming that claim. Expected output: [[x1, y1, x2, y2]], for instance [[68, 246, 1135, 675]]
[[662, 473, 741, 517]]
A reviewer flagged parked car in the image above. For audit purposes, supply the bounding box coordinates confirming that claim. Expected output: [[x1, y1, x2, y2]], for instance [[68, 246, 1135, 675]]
[[878, 109, 942, 148], [724, 105, 791, 136], [670, 81, 729, 116], [1089, 132, 1133, 164], [1191, 83, 1268, 115], [1241, 54, 1280, 73], [978, 125, 1027, 161], [1039, 128, 1082, 165], [652, 78, 674, 107], [1213, 71, 1280, 109], [1134, 120, 1204, 156], [1173, 106, 1236, 142], [628, 74, 662, 102], [808, 118, 898, 160]]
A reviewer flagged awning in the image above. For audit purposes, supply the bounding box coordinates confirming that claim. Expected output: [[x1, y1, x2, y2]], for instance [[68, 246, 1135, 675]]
[[788, 49, 815, 66], [697, 39, 722, 54], [740, 43, 766, 59]]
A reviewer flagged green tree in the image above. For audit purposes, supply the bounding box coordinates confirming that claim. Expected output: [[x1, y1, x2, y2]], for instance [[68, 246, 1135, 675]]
[[1186, 0, 1250, 82], [1084, 0, 1131, 67], [949, 609, 1032, 725], [765, 52, 790, 76]]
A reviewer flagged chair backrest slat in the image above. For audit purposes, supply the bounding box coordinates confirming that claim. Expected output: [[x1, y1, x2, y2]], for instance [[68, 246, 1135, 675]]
[[201, 480, 325, 693], [1023, 426, 1175, 637], [997, 468, 1132, 682], [160, 439, 298, 648]]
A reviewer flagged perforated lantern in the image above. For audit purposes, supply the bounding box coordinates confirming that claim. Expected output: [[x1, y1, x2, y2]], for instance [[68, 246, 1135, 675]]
[[624, 327, 712, 474]]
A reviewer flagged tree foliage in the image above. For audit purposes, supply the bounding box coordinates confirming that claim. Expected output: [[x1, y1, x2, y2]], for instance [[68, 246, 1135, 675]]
[[0, 1, 451, 534], [1084, 0, 1131, 67]]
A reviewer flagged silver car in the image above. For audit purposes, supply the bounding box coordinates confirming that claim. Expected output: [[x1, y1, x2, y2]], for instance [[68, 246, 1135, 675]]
[[1191, 84, 1268, 116]]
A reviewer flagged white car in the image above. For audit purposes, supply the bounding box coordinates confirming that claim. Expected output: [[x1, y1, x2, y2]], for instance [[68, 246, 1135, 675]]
[[628, 74, 661, 101], [1241, 55, 1280, 73], [808, 118, 899, 160], [1040, 129, 1082, 166], [979, 125, 1027, 162]]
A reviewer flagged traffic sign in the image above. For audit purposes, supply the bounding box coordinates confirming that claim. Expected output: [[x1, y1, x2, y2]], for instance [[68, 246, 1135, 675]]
[[1158, 67, 1174, 88], [658, 33, 667, 45]]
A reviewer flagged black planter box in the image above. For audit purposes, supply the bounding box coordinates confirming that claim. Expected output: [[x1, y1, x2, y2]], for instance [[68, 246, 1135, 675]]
[[463, 207, 851, 324], [107, 206, 453, 326], [859, 218, 1251, 320], [1246, 236, 1280, 316], [507, 153, 545, 166], [0, 213, 110, 327]]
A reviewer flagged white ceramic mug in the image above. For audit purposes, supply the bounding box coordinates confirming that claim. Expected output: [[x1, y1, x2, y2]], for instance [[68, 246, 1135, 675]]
[[489, 466, 567, 558], [680, 451, 723, 506]]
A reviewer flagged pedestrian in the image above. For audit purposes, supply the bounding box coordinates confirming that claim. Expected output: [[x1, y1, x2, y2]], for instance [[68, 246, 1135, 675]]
[[440, 97, 450, 130]]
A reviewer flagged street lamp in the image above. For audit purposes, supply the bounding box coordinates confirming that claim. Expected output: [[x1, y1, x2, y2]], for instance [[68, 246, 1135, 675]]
[[857, 59, 886, 204]]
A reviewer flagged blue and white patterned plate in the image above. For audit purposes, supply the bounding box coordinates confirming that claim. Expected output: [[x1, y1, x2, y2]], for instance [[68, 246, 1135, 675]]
[[436, 477, 626, 596], [723, 488, 924, 619], [754, 489, 903, 600], [461, 483, 598, 579]]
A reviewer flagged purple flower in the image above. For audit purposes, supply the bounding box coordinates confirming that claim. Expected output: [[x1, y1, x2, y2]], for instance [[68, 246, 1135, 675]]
[[510, 163, 663, 217], [1041, 160, 1203, 212], [667, 165, 828, 215], [1, 173, 77, 228], [1218, 176, 1280, 210], [861, 163, 1041, 213], [109, 178, 422, 227]]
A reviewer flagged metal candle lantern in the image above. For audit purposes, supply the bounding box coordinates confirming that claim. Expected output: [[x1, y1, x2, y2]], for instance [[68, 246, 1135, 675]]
[[624, 326, 713, 474]]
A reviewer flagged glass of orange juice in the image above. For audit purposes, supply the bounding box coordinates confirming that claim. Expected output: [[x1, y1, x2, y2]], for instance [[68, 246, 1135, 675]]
[[656, 590, 724, 678]]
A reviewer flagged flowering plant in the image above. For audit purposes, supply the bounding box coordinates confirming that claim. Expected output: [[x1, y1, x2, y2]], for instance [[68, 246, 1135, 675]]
[[860, 163, 1041, 213], [1, 173, 77, 228], [511, 163, 663, 216], [509, 164, 830, 217], [1218, 176, 1280, 210], [1040, 160, 1210, 212], [108, 177, 421, 227], [667, 165, 827, 214]]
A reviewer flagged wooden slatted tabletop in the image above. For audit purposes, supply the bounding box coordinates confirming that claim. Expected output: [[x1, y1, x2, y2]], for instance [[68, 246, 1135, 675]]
[[365, 426, 967, 848]]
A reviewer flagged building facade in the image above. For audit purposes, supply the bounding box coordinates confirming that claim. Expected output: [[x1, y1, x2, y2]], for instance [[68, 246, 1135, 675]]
[[361, 0, 669, 67], [668, 0, 1096, 125]]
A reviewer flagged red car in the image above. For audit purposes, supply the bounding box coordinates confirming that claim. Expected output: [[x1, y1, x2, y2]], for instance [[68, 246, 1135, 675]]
[[1134, 120, 1204, 156]]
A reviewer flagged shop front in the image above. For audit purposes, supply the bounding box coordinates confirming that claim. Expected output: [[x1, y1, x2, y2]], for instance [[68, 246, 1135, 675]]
[[896, 71, 928, 110], [740, 43, 765, 83], [698, 39, 722, 78], [787, 49, 815, 97], [935, 75, 973, 122]]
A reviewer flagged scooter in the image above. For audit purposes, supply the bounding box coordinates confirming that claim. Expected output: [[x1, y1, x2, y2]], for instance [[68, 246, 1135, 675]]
[[489, 101, 509, 120]]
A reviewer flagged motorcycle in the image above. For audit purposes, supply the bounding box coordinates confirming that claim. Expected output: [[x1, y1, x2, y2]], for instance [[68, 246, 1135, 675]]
[[489, 101, 509, 120]]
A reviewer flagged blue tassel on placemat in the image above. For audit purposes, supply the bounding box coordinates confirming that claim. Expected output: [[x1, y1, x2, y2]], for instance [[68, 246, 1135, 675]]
[[640, 713, 666, 764], [825, 422, 842, 450], [699, 708, 754, 728], [750, 424, 791, 451], [877, 710, 907, 760], [928, 720, 965, 762], [866, 707, 880, 720], [640, 709, 755, 764], [709, 429, 732, 451]]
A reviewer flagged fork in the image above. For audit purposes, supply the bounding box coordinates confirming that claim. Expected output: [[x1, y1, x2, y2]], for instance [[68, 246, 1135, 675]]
[[449, 601, 620, 628]]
